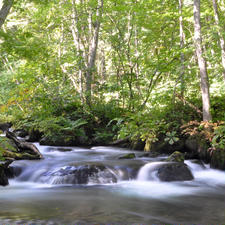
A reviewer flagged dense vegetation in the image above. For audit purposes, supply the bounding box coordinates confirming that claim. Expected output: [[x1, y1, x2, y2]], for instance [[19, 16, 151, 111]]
[[1, 0, 225, 162]]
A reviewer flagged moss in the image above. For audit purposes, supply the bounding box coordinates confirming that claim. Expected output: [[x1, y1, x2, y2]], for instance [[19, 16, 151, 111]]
[[119, 153, 136, 159], [166, 151, 185, 163], [0, 137, 35, 161], [0, 137, 18, 152], [0, 137, 19, 161]]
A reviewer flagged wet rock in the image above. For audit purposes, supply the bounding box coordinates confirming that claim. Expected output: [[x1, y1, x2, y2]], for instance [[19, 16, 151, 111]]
[[185, 137, 198, 152], [184, 136, 210, 163], [119, 153, 136, 159], [45, 164, 117, 185], [0, 165, 8, 186], [7, 165, 23, 178], [156, 162, 194, 182], [210, 149, 225, 170], [0, 160, 14, 186], [110, 160, 146, 180], [149, 134, 186, 154], [166, 151, 185, 163]]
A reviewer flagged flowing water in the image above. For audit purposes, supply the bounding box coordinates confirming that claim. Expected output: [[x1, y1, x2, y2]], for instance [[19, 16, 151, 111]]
[[0, 144, 225, 224]]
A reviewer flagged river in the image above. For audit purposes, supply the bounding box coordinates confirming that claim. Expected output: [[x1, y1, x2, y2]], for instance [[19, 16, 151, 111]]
[[0, 144, 225, 224]]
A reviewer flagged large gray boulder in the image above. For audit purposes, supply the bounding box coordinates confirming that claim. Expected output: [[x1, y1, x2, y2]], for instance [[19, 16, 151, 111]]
[[157, 162, 194, 181], [44, 164, 117, 185], [140, 162, 194, 182]]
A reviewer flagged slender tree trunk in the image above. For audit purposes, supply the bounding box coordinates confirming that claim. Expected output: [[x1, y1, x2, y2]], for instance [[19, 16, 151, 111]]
[[212, 0, 225, 84], [85, 0, 103, 106], [71, 0, 86, 102], [193, 0, 212, 121], [179, 0, 185, 97], [0, 0, 13, 29]]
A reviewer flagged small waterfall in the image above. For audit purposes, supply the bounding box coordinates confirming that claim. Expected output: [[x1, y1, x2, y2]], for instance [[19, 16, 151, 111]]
[[137, 162, 167, 181]]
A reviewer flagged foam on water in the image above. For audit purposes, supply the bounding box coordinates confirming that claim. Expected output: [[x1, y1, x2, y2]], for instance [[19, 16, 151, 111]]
[[185, 160, 225, 187], [137, 161, 167, 181], [113, 180, 202, 199]]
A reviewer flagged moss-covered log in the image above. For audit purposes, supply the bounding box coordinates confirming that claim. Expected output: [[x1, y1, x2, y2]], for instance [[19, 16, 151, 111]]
[[6, 131, 43, 159]]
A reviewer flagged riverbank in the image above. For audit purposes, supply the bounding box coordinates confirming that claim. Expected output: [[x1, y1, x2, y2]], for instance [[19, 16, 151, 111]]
[[1, 118, 225, 172]]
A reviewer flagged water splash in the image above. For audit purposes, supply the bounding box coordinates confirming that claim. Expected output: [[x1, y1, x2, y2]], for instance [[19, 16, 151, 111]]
[[137, 162, 167, 181]]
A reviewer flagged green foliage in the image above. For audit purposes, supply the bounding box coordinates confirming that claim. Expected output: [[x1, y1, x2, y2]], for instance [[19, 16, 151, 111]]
[[212, 124, 225, 149], [0, 0, 225, 148], [90, 100, 124, 124], [211, 95, 225, 121], [164, 131, 179, 145], [93, 129, 114, 143], [116, 111, 164, 144]]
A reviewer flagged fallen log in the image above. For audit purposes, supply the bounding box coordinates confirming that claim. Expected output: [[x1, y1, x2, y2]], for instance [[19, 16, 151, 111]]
[[6, 131, 43, 159]]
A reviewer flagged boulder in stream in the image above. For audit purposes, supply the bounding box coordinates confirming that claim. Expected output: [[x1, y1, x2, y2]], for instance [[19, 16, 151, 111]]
[[45, 163, 117, 185], [166, 151, 185, 163], [157, 162, 194, 181], [0, 160, 14, 186], [119, 153, 136, 159], [138, 161, 194, 182], [0, 163, 9, 186]]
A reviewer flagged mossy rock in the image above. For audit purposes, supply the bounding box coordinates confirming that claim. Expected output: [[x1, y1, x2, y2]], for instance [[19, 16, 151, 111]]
[[0, 137, 18, 161], [197, 138, 211, 163], [157, 162, 194, 182], [119, 153, 136, 159], [0, 136, 38, 161], [166, 151, 185, 163], [211, 149, 225, 170], [184, 136, 211, 162]]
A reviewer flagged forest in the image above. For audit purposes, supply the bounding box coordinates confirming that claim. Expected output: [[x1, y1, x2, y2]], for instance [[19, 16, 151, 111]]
[[0, 0, 225, 224], [1, 0, 225, 167]]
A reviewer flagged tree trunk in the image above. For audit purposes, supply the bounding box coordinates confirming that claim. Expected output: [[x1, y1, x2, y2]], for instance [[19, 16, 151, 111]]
[[212, 0, 225, 84], [71, 0, 85, 101], [193, 0, 212, 121], [179, 0, 185, 97], [85, 0, 103, 106], [0, 0, 13, 29]]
